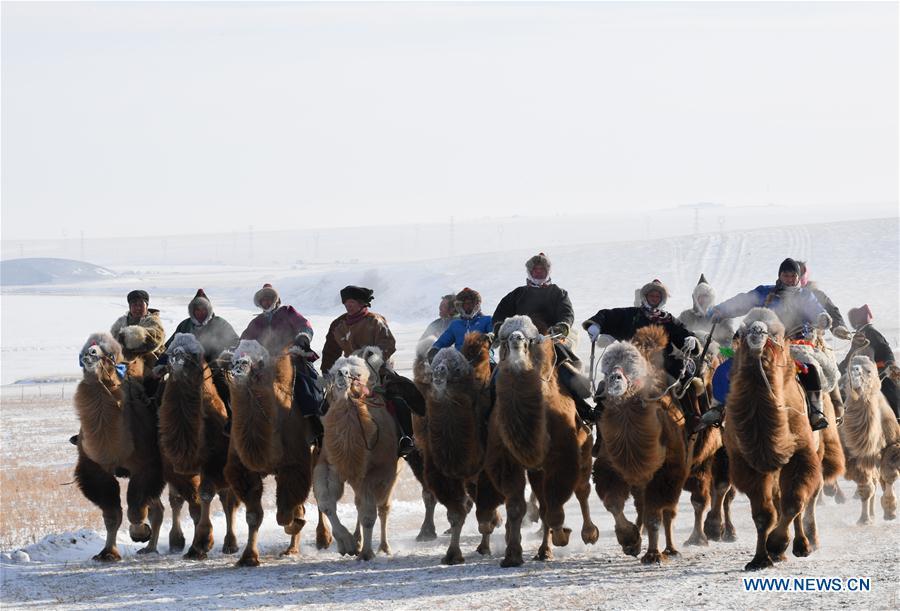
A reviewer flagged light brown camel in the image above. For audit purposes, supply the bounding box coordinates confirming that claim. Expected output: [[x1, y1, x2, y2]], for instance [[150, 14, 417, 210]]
[[313, 347, 402, 560], [592, 325, 691, 564], [840, 355, 900, 523], [723, 307, 829, 570], [484, 315, 597, 568], [223, 339, 325, 566], [73, 333, 166, 560], [413, 332, 504, 565], [158, 333, 239, 559]]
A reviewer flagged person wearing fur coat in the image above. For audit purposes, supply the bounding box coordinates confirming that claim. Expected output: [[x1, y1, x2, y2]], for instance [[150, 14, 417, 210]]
[[420, 293, 457, 340], [110, 289, 166, 361], [677, 274, 735, 346], [240, 283, 314, 356], [798, 260, 852, 339], [839, 305, 898, 418]]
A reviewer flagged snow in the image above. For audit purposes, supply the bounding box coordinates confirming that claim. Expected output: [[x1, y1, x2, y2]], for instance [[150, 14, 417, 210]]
[[1, 216, 899, 608]]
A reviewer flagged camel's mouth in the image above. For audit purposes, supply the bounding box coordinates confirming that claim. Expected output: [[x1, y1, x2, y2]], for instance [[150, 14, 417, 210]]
[[743, 322, 771, 355], [80, 346, 105, 372], [605, 367, 630, 398], [231, 357, 253, 379], [432, 363, 449, 386], [849, 365, 868, 390]]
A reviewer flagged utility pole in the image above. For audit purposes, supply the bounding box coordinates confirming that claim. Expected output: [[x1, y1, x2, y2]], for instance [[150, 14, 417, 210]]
[[449, 216, 455, 258]]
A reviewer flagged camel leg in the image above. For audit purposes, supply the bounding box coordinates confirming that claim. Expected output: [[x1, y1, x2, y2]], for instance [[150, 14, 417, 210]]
[[526, 490, 541, 525], [167, 489, 186, 553], [730, 448, 777, 571], [405, 449, 438, 541], [594, 458, 640, 557], [722, 486, 737, 541], [312, 459, 357, 556], [833, 481, 847, 504], [662, 508, 679, 558], [275, 462, 311, 544], [224, 452, 265, 567], [220, 489, 240, 554], [474, 471, 503, 556], [576, 437, 599, 545], [316, 509, 333, 550], [125, 468, 165, 550], [489, 454, 527, 568], [642, 464, 682, 564], [684, 472, 710, 546], [377, 501, 392, 556], [856, 478, 875, 525], [801, 483, 821, 552], [880, 467, 898, 520], [185, 477, 217, 560], [75, 452, 123, 562], [768, 449, 819, 562], [640, 504, 664, 565], [136, 497, 164, 555], [355, 492, 378, 561]]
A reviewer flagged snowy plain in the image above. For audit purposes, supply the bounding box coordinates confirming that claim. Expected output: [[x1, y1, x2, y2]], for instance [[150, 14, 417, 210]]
[[1, 215, 898, 609]]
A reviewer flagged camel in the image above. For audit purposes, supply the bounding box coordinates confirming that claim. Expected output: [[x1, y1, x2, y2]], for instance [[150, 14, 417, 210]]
[[484, 315, 597, 568], [413, 332, 504, 565], [224, 339, 325, 566], [157, 333, 239, 559], [73, 333, 166, 561], [840, 355, 900, 523], [723, 307, 840, 570], [591, 326, 692, 564], [313, 347, 402, 561]]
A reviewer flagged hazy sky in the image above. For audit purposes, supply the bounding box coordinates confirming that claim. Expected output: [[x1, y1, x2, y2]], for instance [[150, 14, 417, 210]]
[[2, 1, 897, 240]]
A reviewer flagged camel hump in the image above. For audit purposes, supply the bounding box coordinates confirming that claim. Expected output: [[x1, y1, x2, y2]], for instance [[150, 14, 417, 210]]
[[461, 331, 490, 363], [632, 325, 669, 357]]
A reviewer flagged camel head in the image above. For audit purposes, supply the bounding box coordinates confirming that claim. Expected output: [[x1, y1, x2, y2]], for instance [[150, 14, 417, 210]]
[[413, 336, 436, 386], [847, 355, 880, 397], [228, 339, 270, 384], [328, 355, 372, 401], [431, 347, 472, 395], [739, 308, 785, 358], [600, 341, 649, 399], [166, 333, 204, 378], [79, 333, 123, 379], [498, 315, 543, 371]]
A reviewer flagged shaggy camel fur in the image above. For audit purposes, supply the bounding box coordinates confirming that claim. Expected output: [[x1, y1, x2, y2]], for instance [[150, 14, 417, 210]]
[[313, 348, 402, 560], [723, 307, 830, 571], [73, 333, 166, 561], [158, 333, 239, 559], [840, 355, 900, 523], [485, 316, 597, 568], [413, 332, 504, 565], [224, 340, 326, 566], [592, 326, 691, 564]]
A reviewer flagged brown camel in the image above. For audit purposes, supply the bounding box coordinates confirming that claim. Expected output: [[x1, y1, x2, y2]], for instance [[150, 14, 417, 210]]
[[723, 307, 829, 571], [592, 325, 691, 564], [484, 315, 597, 568], [158, 333, 239, 559], [313, 348, 402, 560], [840, 355, 900, 523], [73, 333, 166, 561], [224, 339, 324, 566], [413, 332, 504, 565]]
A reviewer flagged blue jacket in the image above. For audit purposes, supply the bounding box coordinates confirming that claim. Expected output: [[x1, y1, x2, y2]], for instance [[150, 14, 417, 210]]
[[714, 284, 826, 336], [433, 314, 493, 351]]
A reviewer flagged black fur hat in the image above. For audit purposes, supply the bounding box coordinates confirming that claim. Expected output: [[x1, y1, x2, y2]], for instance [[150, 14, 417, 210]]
[[778, 258, 801, 276], [340, 285, 374, 305], [127, 289, 149, 304]]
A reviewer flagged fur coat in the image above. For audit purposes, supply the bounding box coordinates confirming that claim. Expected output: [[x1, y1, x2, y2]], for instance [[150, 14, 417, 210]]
[[110, 310, 166, 361], [321, 311, 396, 373]]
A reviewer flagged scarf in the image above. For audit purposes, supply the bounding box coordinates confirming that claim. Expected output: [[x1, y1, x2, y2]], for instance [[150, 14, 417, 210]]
[[642, 305, 673, 324], [345, 307, 370, 326], [526, 276, 551, 288]]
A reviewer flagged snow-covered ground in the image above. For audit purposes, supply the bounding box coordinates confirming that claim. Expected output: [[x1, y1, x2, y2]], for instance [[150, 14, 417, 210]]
[[1, 217, 898, 608]]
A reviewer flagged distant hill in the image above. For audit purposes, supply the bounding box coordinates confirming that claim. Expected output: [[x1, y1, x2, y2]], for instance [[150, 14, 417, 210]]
[[0, 258, 116, 286]]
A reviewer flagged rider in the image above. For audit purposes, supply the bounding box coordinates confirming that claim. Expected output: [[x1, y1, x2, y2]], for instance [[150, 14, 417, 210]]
[[321, 285, 419, 457], [583, 279, 704, 430], [677, 274, 735, 346], [427, 287, 493, 361], [492, 253, 594, 423], [420, 293, 458, 340], [839, 304, 898, 419], [706, 258, 832, 431]]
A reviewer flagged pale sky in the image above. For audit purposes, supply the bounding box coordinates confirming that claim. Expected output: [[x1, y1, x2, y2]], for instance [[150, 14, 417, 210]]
[[2, 1, 897, 240]]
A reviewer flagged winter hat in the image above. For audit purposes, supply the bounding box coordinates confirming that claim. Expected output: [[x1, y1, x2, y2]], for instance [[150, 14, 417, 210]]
[[127, 289, 149, 305], [454, 287, 482, 318], [340, 285, 374, 306], [525, 253, 551, 274], [797, 260, 810, 287], [692, 274, 715, 313], [639, 279, 669, 309], [188, 288, 213, 324], [848, 304, 873, 330], [778, 258, 801, 277], [253, 283, 280, 310]]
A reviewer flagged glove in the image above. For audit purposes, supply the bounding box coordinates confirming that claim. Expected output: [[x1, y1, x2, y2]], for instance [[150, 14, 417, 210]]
[[587, 324, 601, 343], [707, 307, 722, 323], [832, 325, 852, 340], [682, 336, 701, 355], [426, 347, 439, 363], [851, 334, 868, 350], [290, 333, 315, 358], [816, 312, 832, 330], [596, 334, 616, 348], [548, 323, 570, 338]]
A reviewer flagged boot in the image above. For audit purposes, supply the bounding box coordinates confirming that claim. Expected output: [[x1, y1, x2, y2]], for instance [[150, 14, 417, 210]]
[[573, 395, 595, 427], [700, 402, 724, 428], [806, 390, 829, 431], [829, 387, 844, 426], [305, 414, 324, 447], [69, 434, 79, 446], [390, 395, 417, 458], [398, 435, 416, 458], [678, 391, 707, 433]]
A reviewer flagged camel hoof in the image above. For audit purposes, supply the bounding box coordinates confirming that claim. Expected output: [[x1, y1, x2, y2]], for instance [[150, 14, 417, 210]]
[[684, 533, 709, 547], [551, 527, 571, 547], [169, 532, 186, 553], [93, 548, 121, 562], [441, 549, 465, 565], [283, 518, 305, 536], [663, 547, 679, 558], [416, 527, 438, 542], [358, 549, 375, 562], [722, 526, 737, 542], [884, 511, 896, 521], [857, 516, 873, 526], [533, 546, 553, 562], [237, 553, 260, 567], [317, 529, 334, 550], [834, 490, 847, 505], [222, 536, 239, 555], [379, 542, 391, 555], [615, 523, 641, 556], [129, 523, 151, 543], [500, 555, 524, 568], [792, 538, 812, 558], [476, 542, 491, 556], [136, 546, 158, 555], [745, 555, 774, 571], [184, 547, 208, 561], [443, 526, 453, 535], [640, 550, 664, 565], [703, 519, 723, 541], [766, 533, 789, 559], [582, 525, 600, 545], [280, 547, 299, 557]]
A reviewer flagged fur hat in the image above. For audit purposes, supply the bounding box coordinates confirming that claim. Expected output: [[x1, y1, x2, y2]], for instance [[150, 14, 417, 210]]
[[340, 285, 374, 305], [778, 258, 801, 276], [692, 274, 715, 313], [639, 279, 669, 309], [253, 283, 280, 310], [188, 288, 213, 324], [127, 289, 149, 305], [525, 253, 551, 273], [797, 260, 810, 286], [848, 304, 873, 330], [454, 287, 482, 317]]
